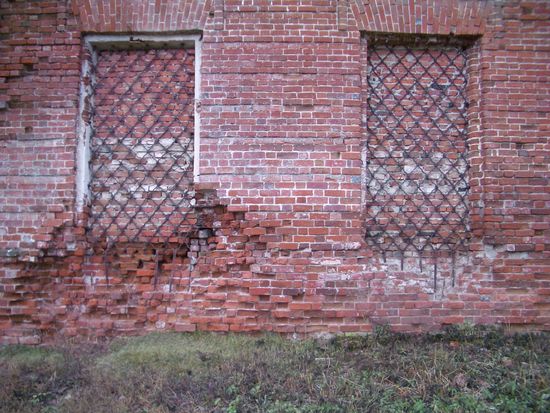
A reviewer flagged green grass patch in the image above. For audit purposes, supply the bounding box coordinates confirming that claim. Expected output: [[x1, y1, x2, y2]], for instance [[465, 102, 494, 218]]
[[0, 326, 548, 413], [0, 345, 65, 369]]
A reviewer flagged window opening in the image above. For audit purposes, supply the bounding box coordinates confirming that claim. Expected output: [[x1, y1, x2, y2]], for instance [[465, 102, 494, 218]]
[[365, 35, 474, 278], [78, 35, 201, 285]]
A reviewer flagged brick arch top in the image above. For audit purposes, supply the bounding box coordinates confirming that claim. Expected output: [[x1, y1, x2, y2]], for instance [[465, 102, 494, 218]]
[[73, 0, 489, 35], [72, 0, 220, 32], [349, 0, 490, 35]]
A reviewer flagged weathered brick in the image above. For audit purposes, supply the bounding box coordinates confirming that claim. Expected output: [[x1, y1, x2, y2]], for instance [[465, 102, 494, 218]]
[[0, 0, 549, 344]]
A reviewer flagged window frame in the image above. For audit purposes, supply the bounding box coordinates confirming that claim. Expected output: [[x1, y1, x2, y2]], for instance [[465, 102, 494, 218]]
[[75, 33, 202, 212]]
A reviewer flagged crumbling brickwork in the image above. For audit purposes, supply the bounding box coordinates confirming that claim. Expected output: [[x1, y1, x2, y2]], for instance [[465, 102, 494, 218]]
[[0, 0, 549, 344]]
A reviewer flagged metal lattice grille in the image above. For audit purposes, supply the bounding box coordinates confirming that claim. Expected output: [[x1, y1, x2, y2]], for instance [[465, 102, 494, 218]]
[[87, 47, 195, 246], [365, 42, 470, 256]]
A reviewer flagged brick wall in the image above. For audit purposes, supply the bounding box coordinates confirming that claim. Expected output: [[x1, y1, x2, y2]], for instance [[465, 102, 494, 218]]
[[0, 0, 548, 344]]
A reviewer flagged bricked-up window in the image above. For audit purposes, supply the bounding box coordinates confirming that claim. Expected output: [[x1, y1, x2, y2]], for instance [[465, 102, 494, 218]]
[[78, 36, 200, 247], [365, 35, 474, 260]]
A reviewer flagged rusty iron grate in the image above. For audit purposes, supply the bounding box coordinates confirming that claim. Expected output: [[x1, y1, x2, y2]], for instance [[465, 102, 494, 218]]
[[86, 47, 195, 248], [365, 40, 471, 258]]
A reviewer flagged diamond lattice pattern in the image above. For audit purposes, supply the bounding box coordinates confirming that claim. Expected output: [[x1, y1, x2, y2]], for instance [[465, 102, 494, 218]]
[[87, 48, 195, 245], [365, 44, 470, 256]]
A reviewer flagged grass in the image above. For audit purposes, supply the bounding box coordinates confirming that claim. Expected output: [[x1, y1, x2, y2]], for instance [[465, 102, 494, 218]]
[[0, 325, 549, 413]]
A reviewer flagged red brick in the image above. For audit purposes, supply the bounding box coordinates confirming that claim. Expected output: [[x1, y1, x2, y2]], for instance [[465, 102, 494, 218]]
[[0, 0, 549, 344]]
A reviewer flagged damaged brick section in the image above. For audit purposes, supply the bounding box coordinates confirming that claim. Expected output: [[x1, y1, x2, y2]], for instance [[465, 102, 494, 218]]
[[0, 188, 248, 343], [1, 1, 549, 343]]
